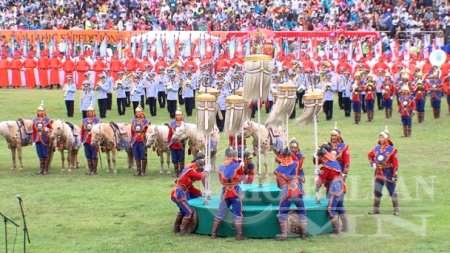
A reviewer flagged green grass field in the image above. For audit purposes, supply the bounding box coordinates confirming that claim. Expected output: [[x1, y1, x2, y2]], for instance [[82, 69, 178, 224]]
[[0, 89, 449, 253]]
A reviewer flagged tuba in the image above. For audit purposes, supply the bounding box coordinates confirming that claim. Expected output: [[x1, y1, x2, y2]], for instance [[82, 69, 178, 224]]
[[429, 49, 447, 67]]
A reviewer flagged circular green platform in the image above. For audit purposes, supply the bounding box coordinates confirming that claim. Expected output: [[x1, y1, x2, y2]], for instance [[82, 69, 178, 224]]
[[188, 183, 332, 238]]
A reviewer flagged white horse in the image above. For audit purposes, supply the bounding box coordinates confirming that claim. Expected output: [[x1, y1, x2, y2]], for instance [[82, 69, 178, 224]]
[[90, 123, 134, 174], [242, 120, 285, 177], [50, 119, 81, 171], [172, 123, 219, 171], [0, 119, 33, 170], [145, 124, 171, 174]]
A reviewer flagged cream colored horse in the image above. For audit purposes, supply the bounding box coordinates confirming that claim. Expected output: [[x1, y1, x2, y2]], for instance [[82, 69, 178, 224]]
[[90, 123, 134, 174], [0, 119, 33, 170], [145, 124, 171, 174], [242, 120, 285, 177], [50, 119, 81, 171], [172, 123, 219, 171]]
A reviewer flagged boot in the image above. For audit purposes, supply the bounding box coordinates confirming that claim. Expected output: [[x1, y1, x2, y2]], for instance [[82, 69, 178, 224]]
[[339, 213, 348, 232], [436, 109, 440, 118], [354, 113, 359, 124], [235, 220, 246, 240], [141, 160, 147, 176], [86, 159, 92, 175], [275, 220, 288, 241], [36, 158, 45, 174], [389, 108, 392, 118], [402, 125, 408, 137], [173, 213, 184, 233], [392, 196, 399, 216], [299, 220, 307, 240], [179, 216, 192, 236], [407, 126, 412, 137], [173, 164, 179, 178], [421, 112, 425, 122], [43, 158, 50, 175], [134, 160, 142, 176], [433, 108, 438, 119], [92, 159, 98, 175], [331, 217, 340, 234], [211, 219, 221, 238], [178, 162, 185, 176], [385, 108, 389, 119], [357, 113, 361, 124], [368, 197, 381, 215]]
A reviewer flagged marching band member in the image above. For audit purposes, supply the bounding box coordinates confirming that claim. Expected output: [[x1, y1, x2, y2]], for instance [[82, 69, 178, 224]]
[[166, 73, 180, 119], [413, 73, 428, 123], [216, 75, 229, 132], [398, 85, 416, 137], [83, 72, 94, 89], [340, 68, 353, 117], [144, 71, 158, 117], [267, 73, 279, 113], [382, 75, 395, 119], [96, 73, 109, 118], [375, 69, 385, 110], [33, 101, 53, 175], [177, 64, 186, 105], [80, 81, 95, 119], [157, 66, 168, 108], [181, 72, 195, 117], [368, 127, 399, 215], [115, 71, 128, 116], [131, 106, 150, 176], [365, 82, 376, 122], [274, 147, 307, 240], [63, 75, 77, 118], [296, 64, 307, 109], [81, 106, 100, 175], [323, 72, 336, 121], [352, 72, 363, 124], [211, 148, 246, 240], [123, 68, 133, 107], [104, 70, 114, 111], [429, 73, 443, 119], [445, 75, 450, 115], [131, 73, 145, 113]]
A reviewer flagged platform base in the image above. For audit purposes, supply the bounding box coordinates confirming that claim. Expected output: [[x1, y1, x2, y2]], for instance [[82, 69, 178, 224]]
[[188, 184, 332, 238]]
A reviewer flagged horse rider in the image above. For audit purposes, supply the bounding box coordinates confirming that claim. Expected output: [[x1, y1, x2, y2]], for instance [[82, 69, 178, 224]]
[[63, 75, 77, 118]]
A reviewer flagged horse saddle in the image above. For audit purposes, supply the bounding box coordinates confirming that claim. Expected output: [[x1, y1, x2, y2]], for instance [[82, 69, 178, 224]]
[[17, 118, 32, 134], [64, 121, 80, 136], [110, 121, 128, 135], [268, 127, 280, 138]]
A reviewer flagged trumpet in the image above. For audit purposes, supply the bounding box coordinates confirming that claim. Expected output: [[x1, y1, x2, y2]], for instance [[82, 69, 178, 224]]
[[63, 86, 70, 97], [179, 79, 191, 95]]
